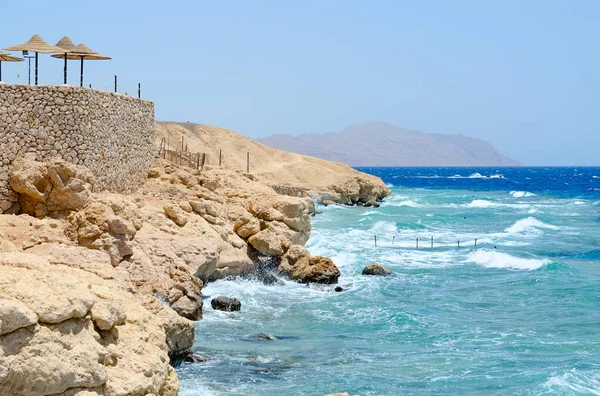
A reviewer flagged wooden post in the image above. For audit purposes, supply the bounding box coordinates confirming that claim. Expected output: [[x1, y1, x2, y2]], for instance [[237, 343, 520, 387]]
[[416, 237, 419, 250], [431, 236, 433, 248], [181, 136, 184, 152], [457, 240, 460, 248], [196, 153, 200, 169], [219, 149, 222, 166], [474, 239, 477, 247], [374, 235, 377, 247], [246, 152, 250, 173]]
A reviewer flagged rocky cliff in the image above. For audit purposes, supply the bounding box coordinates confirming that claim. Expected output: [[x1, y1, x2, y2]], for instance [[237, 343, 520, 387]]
[[0, 123, 389, 395], [155, 122, 391, 205]]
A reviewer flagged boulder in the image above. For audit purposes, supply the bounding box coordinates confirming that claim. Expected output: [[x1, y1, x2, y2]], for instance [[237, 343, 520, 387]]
[[290, 256, 341, 284], [184, 353, 211, 363], [164, 204, 188, 227], [279, 246, 340, 284], [250, 332, 277, 341], [9, 158, 95, 217], [362, 262, 392, 276], [65, 195, 142, 266], [171, 295, 203, 321], [211, 296, 241, 312]]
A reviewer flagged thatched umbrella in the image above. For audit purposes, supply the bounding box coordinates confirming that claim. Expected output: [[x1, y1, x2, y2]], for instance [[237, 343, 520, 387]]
[[54, 36, 78, 85], [0, 50, 24, 82], [51, 43, 110, 87], [3, 34, 62, 85]]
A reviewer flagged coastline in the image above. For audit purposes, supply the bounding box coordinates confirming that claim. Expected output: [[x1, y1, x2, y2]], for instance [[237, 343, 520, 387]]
[[0, 123, 389, 395]]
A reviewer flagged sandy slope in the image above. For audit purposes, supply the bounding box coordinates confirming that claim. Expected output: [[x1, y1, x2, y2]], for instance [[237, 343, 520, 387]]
[[155, 122, 390, 202]]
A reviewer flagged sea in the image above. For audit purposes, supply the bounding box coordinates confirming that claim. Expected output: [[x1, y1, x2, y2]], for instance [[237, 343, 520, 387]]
[[178, 167, 600, 395]]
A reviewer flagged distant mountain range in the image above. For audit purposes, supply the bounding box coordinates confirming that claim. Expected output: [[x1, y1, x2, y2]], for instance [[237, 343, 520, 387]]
[[258, 121, 521, 166]]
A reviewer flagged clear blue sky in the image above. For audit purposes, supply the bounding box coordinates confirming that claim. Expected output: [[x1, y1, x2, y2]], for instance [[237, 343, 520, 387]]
[[2, 0, 599, 165]]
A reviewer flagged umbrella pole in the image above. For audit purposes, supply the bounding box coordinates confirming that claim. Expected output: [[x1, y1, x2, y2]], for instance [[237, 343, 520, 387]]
[[35, 52, 38, 86], [80, 56, 83, 87], [64, 53, 67, 85]]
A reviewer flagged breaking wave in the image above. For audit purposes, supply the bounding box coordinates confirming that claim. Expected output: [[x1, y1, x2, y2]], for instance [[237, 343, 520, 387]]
[[467, 249, 550, 270], [505, 217, 559, 234]]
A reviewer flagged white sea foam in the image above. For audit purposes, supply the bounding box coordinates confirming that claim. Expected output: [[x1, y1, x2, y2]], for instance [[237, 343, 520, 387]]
[[593, 175, 599, 179], [542, 369, 600, 395], [510, 191, 536, 198], [490, 174, 505, 179], [463, 200, 529, 209], [467, 249, 550, 270], [385, 195, 422, 207], [465, 199, 500, 208], [468, 172, 487, 179], [505, 217, 559, 234]]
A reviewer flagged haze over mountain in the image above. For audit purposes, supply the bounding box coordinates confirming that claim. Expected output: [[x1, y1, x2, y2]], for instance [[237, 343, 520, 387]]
[[258, 122, 522, 167]]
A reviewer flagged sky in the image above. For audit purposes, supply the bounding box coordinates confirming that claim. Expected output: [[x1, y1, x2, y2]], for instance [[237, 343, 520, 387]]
[[1, 0, 599, 165]]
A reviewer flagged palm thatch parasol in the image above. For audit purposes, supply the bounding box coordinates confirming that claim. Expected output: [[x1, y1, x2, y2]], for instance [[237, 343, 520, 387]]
[[52, 43, 111, 87], [0, 50, 23, 82], [54, 36, 78, 84], [3, 35, 62, 85]]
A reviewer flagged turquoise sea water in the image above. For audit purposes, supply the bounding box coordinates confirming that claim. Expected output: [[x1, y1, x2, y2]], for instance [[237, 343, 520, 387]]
[[178, 167, 600, 395]]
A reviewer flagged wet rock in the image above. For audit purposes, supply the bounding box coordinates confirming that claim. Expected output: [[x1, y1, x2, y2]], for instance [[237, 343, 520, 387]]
[[364, 199, 380, 208], [211, 296, 241, 312], [250, 333, 277, 341], [290, 255, 341, 284], [362, 262, 392, 276], [334, 286, 344, 292], [184, 353, 211, 363], [263, 271, 286, 286], [279, 246, 340, 284]]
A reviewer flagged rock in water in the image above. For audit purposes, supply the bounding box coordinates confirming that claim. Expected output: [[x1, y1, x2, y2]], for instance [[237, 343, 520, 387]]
[[279, 245, 341, 284], [211, 296, 241, 312], [184, 353, 211, 363], [334, 286, 344, 292], [250, 332, 277, 341], [362, 262, 393, 276]]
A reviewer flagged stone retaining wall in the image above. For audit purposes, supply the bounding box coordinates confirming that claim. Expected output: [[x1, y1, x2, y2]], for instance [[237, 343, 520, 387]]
[[0, 84, 155, 213]]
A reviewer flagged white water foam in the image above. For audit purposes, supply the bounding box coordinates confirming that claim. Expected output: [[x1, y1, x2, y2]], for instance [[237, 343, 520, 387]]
[[467, 249, 550, 270], [543, 369, 600, 395], [505, 217, 559, 234], [385, 195, 422, 207], [463, 200, 529, 209], [510, 191, 536, 198], [490, 174, 505, 179]]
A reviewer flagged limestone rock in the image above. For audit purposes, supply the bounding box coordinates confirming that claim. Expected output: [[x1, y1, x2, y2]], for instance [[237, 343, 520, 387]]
[[289, 255, 341, 284], [66, 195, 141, 266], [164, 203, 188, 227], [9, 158, 95, 217], [362, 262, 393, 276], [0, 249, 178, 396], [211, 296, 241, 312]]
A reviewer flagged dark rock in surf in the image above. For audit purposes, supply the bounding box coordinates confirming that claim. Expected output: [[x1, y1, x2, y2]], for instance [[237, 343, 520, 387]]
[[184, 352, 211, 363], [263, 271, 286, 286], [362, 262, 392, 276], [334, 286, 344, 292], [211, 296, 241, 312], [250, 333, 277, 341]]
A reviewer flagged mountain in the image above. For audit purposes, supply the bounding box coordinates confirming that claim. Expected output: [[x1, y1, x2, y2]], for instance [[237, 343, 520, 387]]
[[258, 121, 522, 166]]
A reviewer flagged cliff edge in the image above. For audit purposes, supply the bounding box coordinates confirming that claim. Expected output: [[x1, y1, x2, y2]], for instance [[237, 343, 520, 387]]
[[155, 122, 390, 205]]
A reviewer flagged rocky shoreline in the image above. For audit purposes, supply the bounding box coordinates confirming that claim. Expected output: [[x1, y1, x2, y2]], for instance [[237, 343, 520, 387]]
[[0, 130, 389, 395]]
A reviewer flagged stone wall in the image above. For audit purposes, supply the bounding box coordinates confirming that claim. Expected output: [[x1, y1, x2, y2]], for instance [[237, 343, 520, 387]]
[[0, 84, 155, 213]]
